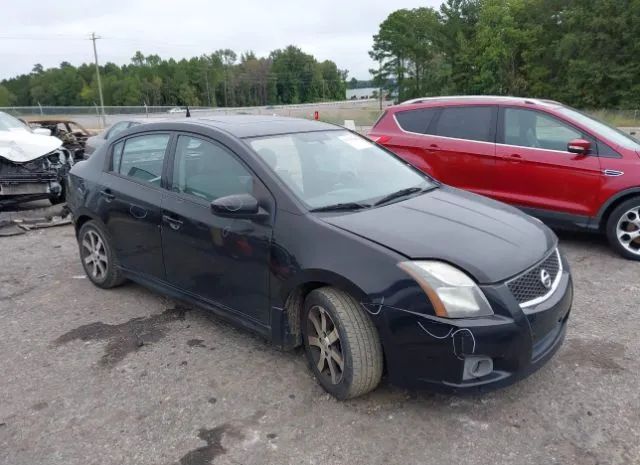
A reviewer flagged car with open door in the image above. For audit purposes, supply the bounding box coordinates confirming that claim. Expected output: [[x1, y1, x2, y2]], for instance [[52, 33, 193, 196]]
[[67, 116, 572, 399], [25, 117, 94, 160], [369, 96, 640, 260]]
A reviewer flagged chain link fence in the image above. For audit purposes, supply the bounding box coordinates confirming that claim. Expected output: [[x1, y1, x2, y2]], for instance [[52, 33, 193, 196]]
[[0, 100, 389, 132]]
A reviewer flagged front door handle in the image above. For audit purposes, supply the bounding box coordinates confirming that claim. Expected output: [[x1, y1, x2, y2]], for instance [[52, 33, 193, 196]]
[[99, 189, 115, 201], [162, 214, 183, 231], [507, 153, 523, 162]]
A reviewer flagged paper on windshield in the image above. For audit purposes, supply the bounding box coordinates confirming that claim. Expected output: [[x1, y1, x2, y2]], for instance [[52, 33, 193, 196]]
[[338, 133, 371, 150]]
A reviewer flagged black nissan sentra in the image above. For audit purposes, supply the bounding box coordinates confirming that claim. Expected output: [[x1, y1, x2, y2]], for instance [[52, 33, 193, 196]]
[[66, 116, 572, 399]]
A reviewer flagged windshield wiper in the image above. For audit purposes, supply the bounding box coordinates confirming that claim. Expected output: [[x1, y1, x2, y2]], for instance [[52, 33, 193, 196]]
[[309, 202, 371, 213], [374, 186, 431, 206]]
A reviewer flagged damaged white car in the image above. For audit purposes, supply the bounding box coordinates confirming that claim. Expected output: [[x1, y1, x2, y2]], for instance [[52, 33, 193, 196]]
[[0, 111, 73, 207]]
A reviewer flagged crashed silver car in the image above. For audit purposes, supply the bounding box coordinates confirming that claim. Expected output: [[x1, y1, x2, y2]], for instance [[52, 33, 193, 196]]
[[0, 112, 73, 206]]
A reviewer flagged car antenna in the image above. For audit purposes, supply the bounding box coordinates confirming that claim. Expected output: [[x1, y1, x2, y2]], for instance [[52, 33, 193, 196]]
[[185, 106, 191, 118]]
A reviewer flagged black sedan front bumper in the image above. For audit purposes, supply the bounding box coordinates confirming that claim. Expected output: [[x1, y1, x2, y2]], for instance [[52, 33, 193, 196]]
[[377, 266, 572, 392]]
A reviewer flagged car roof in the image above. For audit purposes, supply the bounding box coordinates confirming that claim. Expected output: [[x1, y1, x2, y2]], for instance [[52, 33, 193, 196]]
[[393, 95, 563, 111], [143, 115, 340, 138], [113, 118, 162, 124]]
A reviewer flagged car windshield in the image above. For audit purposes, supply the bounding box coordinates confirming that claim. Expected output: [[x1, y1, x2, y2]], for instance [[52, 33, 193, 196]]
[[0, 112, 30, 132], [248, 130, 434, 210], [555, 106, 640, 150]]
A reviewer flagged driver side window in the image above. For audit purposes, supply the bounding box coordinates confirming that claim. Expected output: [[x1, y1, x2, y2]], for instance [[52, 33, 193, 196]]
[[504, 108, 583, 152], [170, 135, 253, 202]]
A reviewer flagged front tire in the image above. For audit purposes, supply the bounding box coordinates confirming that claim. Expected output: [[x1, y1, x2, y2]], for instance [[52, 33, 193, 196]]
[[606, 198, 640, 260], [77, 220, 126, 288], [302, 287, 383, 399]]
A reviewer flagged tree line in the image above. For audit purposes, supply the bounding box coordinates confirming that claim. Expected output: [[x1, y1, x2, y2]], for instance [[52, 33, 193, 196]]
[[370, 0, 640, 109], [0, 46, 347, 107]]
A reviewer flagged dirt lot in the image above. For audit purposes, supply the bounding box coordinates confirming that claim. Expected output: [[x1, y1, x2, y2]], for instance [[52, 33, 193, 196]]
[[1, 221, 639, 465]]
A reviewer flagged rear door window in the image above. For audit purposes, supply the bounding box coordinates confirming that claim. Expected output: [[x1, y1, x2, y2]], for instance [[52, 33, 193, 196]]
[[432, 106, 496, 142], [112, 133, 170, 186], [106, 121, 129, 139], [395, 108, 439, 134]]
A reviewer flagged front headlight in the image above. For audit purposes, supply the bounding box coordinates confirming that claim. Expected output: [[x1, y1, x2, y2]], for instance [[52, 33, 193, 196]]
[[398, 261, 493, 318]]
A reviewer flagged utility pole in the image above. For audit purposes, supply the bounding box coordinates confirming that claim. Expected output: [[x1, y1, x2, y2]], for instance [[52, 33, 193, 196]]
[[378, 60, 383, 111], [204, 69, 212, 107], [90, 32, 106, 127], [224, 77, 228, 107]]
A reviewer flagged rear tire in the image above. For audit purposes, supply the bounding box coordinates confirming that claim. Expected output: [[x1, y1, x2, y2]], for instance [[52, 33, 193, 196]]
[[606, 197, 640, 260], [301, 287, 383, 399], [77, 220, 126, 288]]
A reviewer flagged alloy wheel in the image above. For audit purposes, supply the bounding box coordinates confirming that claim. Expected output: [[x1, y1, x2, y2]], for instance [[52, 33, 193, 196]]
[[306, 305, 344, 385], [81, 230, 108, 280], [616, 206, 640, 255]]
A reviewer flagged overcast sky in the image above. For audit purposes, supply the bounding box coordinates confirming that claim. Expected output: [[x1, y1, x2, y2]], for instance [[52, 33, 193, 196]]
[[1, 0, 443, 81]]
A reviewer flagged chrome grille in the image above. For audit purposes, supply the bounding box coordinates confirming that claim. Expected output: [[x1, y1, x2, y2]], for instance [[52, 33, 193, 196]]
[[507, 249, 561, 307]]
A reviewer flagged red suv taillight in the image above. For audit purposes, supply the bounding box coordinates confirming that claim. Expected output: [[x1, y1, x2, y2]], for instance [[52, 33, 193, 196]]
[[369, 135, 391, 144]]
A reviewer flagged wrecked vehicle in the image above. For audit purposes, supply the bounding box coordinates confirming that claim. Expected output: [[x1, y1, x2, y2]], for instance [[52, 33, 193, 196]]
[[67, 116, 572, 399], [25, 117, 93, 160], [0, 112, 73, 207]]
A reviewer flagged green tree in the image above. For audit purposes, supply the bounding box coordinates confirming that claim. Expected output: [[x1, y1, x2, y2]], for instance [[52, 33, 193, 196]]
[[370, 8, 444, 101], [1, 47, 345, 107], [370, 0, 640, 109], [0, 85, 15, 106]]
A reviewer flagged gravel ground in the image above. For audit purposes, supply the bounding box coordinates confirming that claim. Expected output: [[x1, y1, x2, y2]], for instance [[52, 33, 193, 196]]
[[0, 223, 639, 465]]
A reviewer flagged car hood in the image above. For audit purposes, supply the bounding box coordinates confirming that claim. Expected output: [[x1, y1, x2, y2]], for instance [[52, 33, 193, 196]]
[[322, 186, 556, 284], [0, 130, 62, 163]]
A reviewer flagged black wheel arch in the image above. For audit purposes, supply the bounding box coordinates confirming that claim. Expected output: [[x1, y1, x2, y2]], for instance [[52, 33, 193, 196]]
[[596, 187, 640, 230], [72, 208, 102, 237], [278, 270, 372, 349]]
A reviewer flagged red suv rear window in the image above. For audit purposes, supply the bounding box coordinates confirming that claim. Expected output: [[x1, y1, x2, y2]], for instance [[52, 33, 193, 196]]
[[395, 108, 439, 134]]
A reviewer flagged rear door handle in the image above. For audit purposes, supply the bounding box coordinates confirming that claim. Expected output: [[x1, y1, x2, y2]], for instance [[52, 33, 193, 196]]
[[507, 153, 523, 162], [99, 189, 115, 201], [425, 143, 439, 154], [129, 204, 148, 219], [162, 214, 183, 231]]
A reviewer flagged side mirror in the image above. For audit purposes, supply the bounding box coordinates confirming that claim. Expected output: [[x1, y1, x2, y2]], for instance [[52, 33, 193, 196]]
[[210, 193, 268, 220], [567, 138, 591, 155], [33, 127, 51, 136]]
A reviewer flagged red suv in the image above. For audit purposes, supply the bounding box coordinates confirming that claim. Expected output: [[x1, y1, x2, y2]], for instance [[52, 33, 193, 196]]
[[369, 96, 640, 260]]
